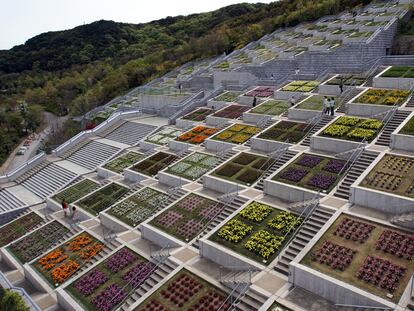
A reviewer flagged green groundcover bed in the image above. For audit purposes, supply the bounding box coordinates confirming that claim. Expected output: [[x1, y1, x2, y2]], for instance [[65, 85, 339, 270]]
[[131, 152, 178, 177], [400, 115, 414, 136], [103, 152, 144, 174], [53, 179, 99, 204], [381, 66, 414, 78], [296, 95, 338, 111], [258, 120, 308, 143], [251, 100, 290, 116]]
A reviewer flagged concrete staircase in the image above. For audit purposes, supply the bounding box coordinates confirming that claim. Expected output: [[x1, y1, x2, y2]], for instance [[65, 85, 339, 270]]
[[192, 195, 249, 248], [336, 88, 364, 114], [119, 258, 178, 311], [98, 120, 127, 137], [14, 161, 50, 183], [274, 206, 335, 276], [20, 163, 78, 199], [66, 140, 121, 170], [254, 150, 298, 191], [406, 94, 414, 108], [300, 115, 335, 147], [375, 110, 412, 146], [391, 211, 414, 230], [406, 296, 414, 311], [0, 188, 26, 213], [104, 122, 158, 146], [234, 287, 268, 311], [364, 66, 388, 87], [334, 150, 379, 200]]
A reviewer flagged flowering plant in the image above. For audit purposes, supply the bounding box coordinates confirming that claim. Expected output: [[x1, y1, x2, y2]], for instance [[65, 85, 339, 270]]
[[244, 230, 284, 259], [239, 202, 272, 223], [218, 220, 253, 243]]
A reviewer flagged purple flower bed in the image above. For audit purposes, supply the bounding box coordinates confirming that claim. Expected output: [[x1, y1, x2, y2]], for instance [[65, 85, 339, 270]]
[[92, 284, 126, 311], [279, 167, 308, 182], [177, 195, 205, 211], [307, 174, 336, 190], [297, 155, 323, 167], [75, 269, 108, 296], [199, 204, 224, 219], [106, 248, 136, 273], [324, 159, 347, 174], [176, 220, 204, 239], [122, 262, 155, 288], [155, 211, 183, 228]]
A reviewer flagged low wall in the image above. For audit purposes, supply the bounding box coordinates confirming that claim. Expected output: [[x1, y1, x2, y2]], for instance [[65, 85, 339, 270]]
[[242, 112, 272, 124], [96, 166, 116, 179], [250, 137, 291, 153], [124, 169, 148, 183], [204, 139, 234, 152], [140, 224, 183, 248], [138, 93, 188, 110], [157, 171, 190, 188], [288, 108, 321, 121], [213, 71, 258, 89], [99, 212, 130, 233], [206, 115, 231, 127], [23, 264, 50, 293], [373, 77, 414, 90], [175, 118, 198, 129], [264, 179, 318, 202], [168, 140, 192, 152], [203, 175, 244, 194], [56, 288, 82, 311], [390, 132, 414, 152], [347, 102, 393, 117], [274, 91, 301, 101], [318, 84, 347, 95], [311, 136, 362, 154]]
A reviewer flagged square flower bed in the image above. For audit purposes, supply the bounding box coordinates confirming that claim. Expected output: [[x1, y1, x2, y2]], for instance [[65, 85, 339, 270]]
[[210, 202, 302, 263], [258, 121, 308, 143], [131, 152, 179, 177], [321, 116, 384, 142], [135, 269, 229, 311], [53, 179, 99, 204], [273, 154, 348, 193], [176, 126, 218, 145], [67, 247, 154, 311], [166, 152, 219, 181], [33, 232, 104, 287], [381, 66, 414, 78], [212, 104, 249, 119], [145, 127, 182, 146], [212, 153, 270, 186], [281, 81, 319, 93], [77, 183, 130, 215], [296, 95, 338, 111], [0, 212, 43, 247], [361, 154, 414, 199], [302, 214, 414, 302], [400, 115, 414, 136], [214, 91, 241, 102], [8, 220, 70, 263], [354, 88, 411, 106], [107, 187, 169, 227], [181, 107, 214, 121], [250, 100, 290, 116], [102, 152, 144, 174], [245, 86, 275, 98], [150, 194, 225, 242], [211, 124, 261, 145]]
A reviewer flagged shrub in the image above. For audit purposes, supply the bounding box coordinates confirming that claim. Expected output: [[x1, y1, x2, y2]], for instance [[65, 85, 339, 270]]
[[1, 289, 29, 311]]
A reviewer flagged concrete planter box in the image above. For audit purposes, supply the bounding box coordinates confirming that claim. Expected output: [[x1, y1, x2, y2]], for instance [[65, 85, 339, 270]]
[[168, 140, 192, 152], [199, 239, 262, 270], [175, 118, 199, 129], [288, 108, 321, 121], [124, 168, 149, 183], [278, 51, 296, 59], [139, 140, 160, 152], [325, 33, 344, 41], [373, 77, 414, 90], [391, 133, 414, 152], [56, 288, 83, 311], [242, 112, 272, 124], [157, 171, 190, 188], [374, 15, 394, 22], [99, 212, 130, 232], [250, 137, 292, 153], [140, 223, 184, 248], [46, 197, 62, 212], [343, 36, 370, 43], [350, 185, 414, 214], [96, 166, 117, 179], [203, 174, 246, 194], [23, 263, 52, 293], [204, 138, 235, 152], [311, 135, 363, 154], [347, 102, 394, 118], [318, 83, 346, 95], [207, 100, 233, 110], [264, 179, 320, 203], [206, 115, 232, 127], [274, 90, 302, 101], [0, 248, 21, 271], [359, 25, 382, 32], [355, 15, 374, 21], [341, 23, 360, 30], [237, 95, 256, 106]]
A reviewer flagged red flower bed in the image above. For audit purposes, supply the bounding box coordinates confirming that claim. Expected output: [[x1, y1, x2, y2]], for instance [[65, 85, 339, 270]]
[[311, 241, 356, 271], [212, 104, 249, 119], [160, 274, 203, 307], [333, 218, 375, 243], [189, 290, 230, 310], [245, 86, 275, 97], [375, 230, 414, 260], [357, 255, 405, 292]]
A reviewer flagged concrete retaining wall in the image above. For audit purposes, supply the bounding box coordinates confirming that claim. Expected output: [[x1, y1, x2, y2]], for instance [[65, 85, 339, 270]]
[[56, 288, 82, 311], [204, 139, 234, 152], [390, 132, 414, 152], [96, 166, 116, 179], [157, 171, 190, 188], [140, 223, 184, 248], [175, 118, 198, 129], [264, 179, 318, 202], [242, 112, 271, 124], [251, 137, 291, 153], [288, 108, 321, 121], [206, 115, 231, 127], [373, 77, 414, 90], [203, 175, 245, 194], [311, 135, 362, 154], [23, 264, 50, 293], [99, 212, 130, 233], [124, 169, 148, 183], [347, 102, 393, 117]]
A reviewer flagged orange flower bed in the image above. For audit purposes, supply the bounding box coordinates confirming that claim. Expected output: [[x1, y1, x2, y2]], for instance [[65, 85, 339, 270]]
[[79, 242, 104, 260], [192, 126, 206, 133], [178, 126, 218, 145], [204, 128, 218, 135], [66, 234, 93, 251], [177, 132, 195, 141], [38, 249, 68, 270], [51, 259, 80, 284], [190, 135, 208, 144]]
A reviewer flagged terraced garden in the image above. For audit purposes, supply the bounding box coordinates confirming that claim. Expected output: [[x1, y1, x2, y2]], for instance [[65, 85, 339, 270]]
[[273, 153, 348, 193], [181, 108, 214, 121], [245, 86, 275, 98], [212, 152, 270, 186], [145, 128, 182, 146], [281, 81, 319, 93], [107, 187, 169, 227], [131, 152, 178, 177], [211, 124, 261, 145], [0, 212, 43, 247], [166, 152, 219, 181], [355, 89, 411, 106], [250, 100, 290, 116], [296, 95, 338, 111], [361, 154, 414, 198], [211, 202, 302, 263], [53, 179, 99, 203], [177, 126, 218, 145], [302, 214, 414, 302], [8, 221, 70, 263], [212, 104, 249, 119], [321, 116, 384, 142], [258, 121, 308, 143], [67, 247, 153, 311], [33, 232, 104, 287], [77, 183, 130, 215], [135, 269, 229, 311], [150, 194, 224, 242]]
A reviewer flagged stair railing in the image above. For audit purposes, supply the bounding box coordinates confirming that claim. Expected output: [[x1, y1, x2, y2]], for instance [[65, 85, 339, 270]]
[[302, 113, 323, 138], [103, 225, 117, 241], [335, 304, 392, 310]]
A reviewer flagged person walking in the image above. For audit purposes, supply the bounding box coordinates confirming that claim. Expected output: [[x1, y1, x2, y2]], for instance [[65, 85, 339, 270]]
[[339, 78, 344, 94], [253, 96, 257, 107], [61, 199, 68, 217], [330, 97, 335, 116], [290, 95, 296, 107], [71, 206, 77, 221], [322, 96, 329, 114]]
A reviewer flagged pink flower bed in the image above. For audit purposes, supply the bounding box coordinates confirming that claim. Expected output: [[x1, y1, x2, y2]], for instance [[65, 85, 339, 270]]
[[357, 255, 405, 292], [333, 218, 375, 243], [199, 204, 224, 219], [177, 195, 205, 211], [311, 241, 356, 271], [176, 220, 204, 239], [155, 211, 183, 228], [245, 86, 275, 97], [375, 230, 414, 260]]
